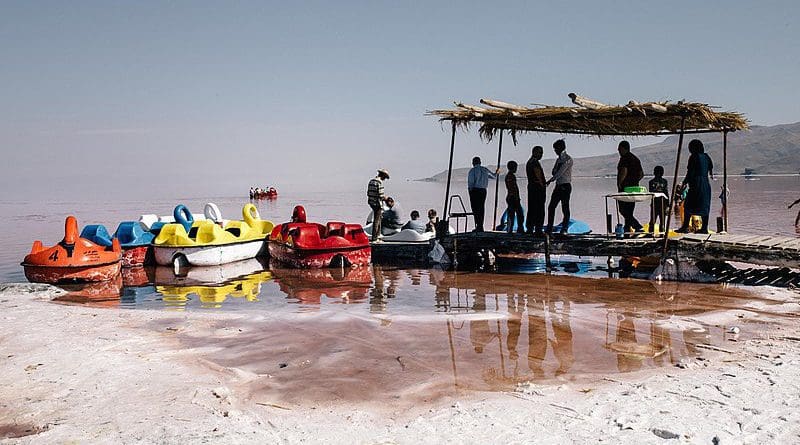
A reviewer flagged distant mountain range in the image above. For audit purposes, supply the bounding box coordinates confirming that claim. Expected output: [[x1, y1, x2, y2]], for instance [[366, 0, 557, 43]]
[[419, 122, 800, 182]]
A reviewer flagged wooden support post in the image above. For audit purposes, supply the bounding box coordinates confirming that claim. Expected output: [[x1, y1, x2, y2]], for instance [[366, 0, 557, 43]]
[[661, 116, 686, 264], [442, 121, 457, 218], [723, 130, 729, 232], [492, 131, 504, 230]]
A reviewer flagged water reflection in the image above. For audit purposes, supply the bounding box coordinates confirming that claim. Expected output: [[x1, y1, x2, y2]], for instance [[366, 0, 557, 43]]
[[153, 259, 272, 309], [54, 274, 123, 307], [55, 262, 777, 398]]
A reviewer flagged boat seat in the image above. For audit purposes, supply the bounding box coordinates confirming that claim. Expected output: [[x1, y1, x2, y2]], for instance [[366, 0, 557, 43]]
[[80, 225, 114, 247], [343, 224, 366, 240], [195, 222, 219, 244], [326, 222, 346, 238], [115, 221, 145, 245]]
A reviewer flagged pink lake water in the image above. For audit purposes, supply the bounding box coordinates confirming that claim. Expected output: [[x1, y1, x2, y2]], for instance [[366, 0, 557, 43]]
[[4, 176, 798, 394], [3, 176, 797, 282]]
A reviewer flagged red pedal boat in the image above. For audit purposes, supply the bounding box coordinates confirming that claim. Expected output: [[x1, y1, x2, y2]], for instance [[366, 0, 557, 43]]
[[268, 206, 371, 268], [22, 216, 122, 283]]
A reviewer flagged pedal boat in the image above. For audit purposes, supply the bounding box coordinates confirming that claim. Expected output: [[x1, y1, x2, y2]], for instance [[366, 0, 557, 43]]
[[22, 216, 122, 283], [268, 206, 371, 268], [139, 202, 226, 234], [153, 204, 273, 268], [81, 221, 156, 267]]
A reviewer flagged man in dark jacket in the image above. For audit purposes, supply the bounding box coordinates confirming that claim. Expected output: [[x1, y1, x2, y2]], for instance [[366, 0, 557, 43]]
[[616, 141, 644, 232], [525, 145, 546, 235]]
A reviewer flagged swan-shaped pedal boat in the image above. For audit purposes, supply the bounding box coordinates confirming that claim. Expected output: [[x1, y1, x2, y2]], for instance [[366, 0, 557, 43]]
[[152, 204, 273, 268], [22, 216, 122, 283]]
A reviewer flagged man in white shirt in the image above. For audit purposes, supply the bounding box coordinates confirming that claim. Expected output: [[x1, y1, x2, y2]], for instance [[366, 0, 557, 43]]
[[467, 156, 498, 232], [545, 140, 574, 234]]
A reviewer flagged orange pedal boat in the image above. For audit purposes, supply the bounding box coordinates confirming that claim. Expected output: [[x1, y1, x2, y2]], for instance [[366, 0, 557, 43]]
[[22, 216, 122, 284]]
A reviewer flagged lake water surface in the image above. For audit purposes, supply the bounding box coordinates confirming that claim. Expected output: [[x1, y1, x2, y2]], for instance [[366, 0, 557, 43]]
[[3, 176, 797, 391]]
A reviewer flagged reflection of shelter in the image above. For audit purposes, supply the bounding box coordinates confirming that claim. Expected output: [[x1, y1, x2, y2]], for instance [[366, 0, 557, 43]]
[[429, 96, 749, 266], [270, 264, 372, 305]]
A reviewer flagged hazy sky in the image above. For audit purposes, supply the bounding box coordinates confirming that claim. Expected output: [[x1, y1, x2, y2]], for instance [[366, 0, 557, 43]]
[[2, 1, 798, 199]]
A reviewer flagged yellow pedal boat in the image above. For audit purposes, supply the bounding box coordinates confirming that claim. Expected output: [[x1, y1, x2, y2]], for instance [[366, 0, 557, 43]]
[[153, 204, 274, 267]]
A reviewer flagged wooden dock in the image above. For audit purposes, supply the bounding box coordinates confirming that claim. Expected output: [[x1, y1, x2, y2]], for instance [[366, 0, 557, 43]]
[[439, 232, 800, 270]]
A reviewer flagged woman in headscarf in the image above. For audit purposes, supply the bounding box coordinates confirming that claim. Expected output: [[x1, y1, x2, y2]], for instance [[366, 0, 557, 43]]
[[676, 139, 714, 233]]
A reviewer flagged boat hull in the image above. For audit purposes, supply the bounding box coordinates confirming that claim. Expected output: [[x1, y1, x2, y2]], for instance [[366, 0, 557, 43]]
[[268, 241, 371, 268], [153, 240, 266, 267], [23, 261, 121, 284], [122, 245, 154, 268]]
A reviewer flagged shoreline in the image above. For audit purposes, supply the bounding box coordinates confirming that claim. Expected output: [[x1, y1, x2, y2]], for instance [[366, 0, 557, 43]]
[[1, 282, 799, 443]]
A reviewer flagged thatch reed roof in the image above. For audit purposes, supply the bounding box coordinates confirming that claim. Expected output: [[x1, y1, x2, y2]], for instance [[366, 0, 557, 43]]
[[428, 94, 748, 140]]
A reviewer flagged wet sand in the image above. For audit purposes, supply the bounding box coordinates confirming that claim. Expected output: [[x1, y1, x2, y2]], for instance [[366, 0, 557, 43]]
[[1, 280, 800, 443]]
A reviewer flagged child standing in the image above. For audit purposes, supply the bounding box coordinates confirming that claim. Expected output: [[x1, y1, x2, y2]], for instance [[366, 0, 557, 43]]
[[648, 166, 669, 233], [505, 160, 524, 234]]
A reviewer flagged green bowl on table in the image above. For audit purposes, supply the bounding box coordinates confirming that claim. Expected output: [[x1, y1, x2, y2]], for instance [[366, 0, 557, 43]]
[[623, 186, 647, 193]]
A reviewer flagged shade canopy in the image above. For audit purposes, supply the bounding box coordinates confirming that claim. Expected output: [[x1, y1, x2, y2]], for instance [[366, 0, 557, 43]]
[[428, 94, 748, 139]]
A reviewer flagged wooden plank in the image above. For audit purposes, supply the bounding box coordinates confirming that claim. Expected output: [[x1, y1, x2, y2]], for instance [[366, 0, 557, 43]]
[[680, 233, 709, 242], [775, 239, 800, 250], [747, 236, 780, 247], [756, 237, 794, 248], [731, 235, 769, 245]]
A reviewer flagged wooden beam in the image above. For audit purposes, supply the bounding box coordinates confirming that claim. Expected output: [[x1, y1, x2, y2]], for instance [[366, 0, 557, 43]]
[[443, 121, 457, 219], [661, 116, 687, 264]]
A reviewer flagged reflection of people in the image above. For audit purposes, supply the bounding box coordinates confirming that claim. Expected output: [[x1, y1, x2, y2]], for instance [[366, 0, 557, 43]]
[[677, 140, 714, 233], [468, 156, 498, 232], [504, 161, 524, 234], [470, 291, 494, 353], [648, 166, 669, 233], [545, 140, 574, 234], [549, 300, 574, 376], [617, 140, 644, 232], [506, 295, 522, 360], [526, 299, 548, 379], [369, 265, 387, 313], [401, 210, 426, 234], [367, 169, 390, 241], [525, 145, 546, 235]]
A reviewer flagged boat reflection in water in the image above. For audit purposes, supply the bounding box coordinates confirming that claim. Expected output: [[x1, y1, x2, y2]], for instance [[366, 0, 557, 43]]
[[268, 260, 372, 307], [54, 274, 124, 308], [154, 258, 272, 309]]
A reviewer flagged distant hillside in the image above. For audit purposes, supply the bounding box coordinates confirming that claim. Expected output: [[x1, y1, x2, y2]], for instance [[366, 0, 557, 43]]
[[420, 122, 800, 182]]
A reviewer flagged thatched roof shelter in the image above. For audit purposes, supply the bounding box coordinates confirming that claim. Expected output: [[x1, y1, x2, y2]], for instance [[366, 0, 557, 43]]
[[428, 94, 748, 140], [429, 93, 748, 242]]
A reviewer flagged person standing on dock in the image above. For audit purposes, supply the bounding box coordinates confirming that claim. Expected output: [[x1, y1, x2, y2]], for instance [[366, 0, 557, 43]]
[[367, 169, 390, 241], [504, 160, 524, 234], [616, 140, 644, 232], [648, 165, 669, 233], [525, 145, 546, 235], [467, 156, 497, 232], [676, 140, 714, 233], [545, 139, 573, 234]]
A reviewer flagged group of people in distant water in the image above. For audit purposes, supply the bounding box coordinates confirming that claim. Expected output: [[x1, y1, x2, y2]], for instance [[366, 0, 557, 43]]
[[469, 137, 720, 236], [365, 168, 439, 241], [249, 186, 277, 199]]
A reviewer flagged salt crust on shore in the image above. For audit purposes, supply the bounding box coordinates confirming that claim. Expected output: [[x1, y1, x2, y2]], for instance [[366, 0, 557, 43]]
[[1, 283, 799, 444]]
